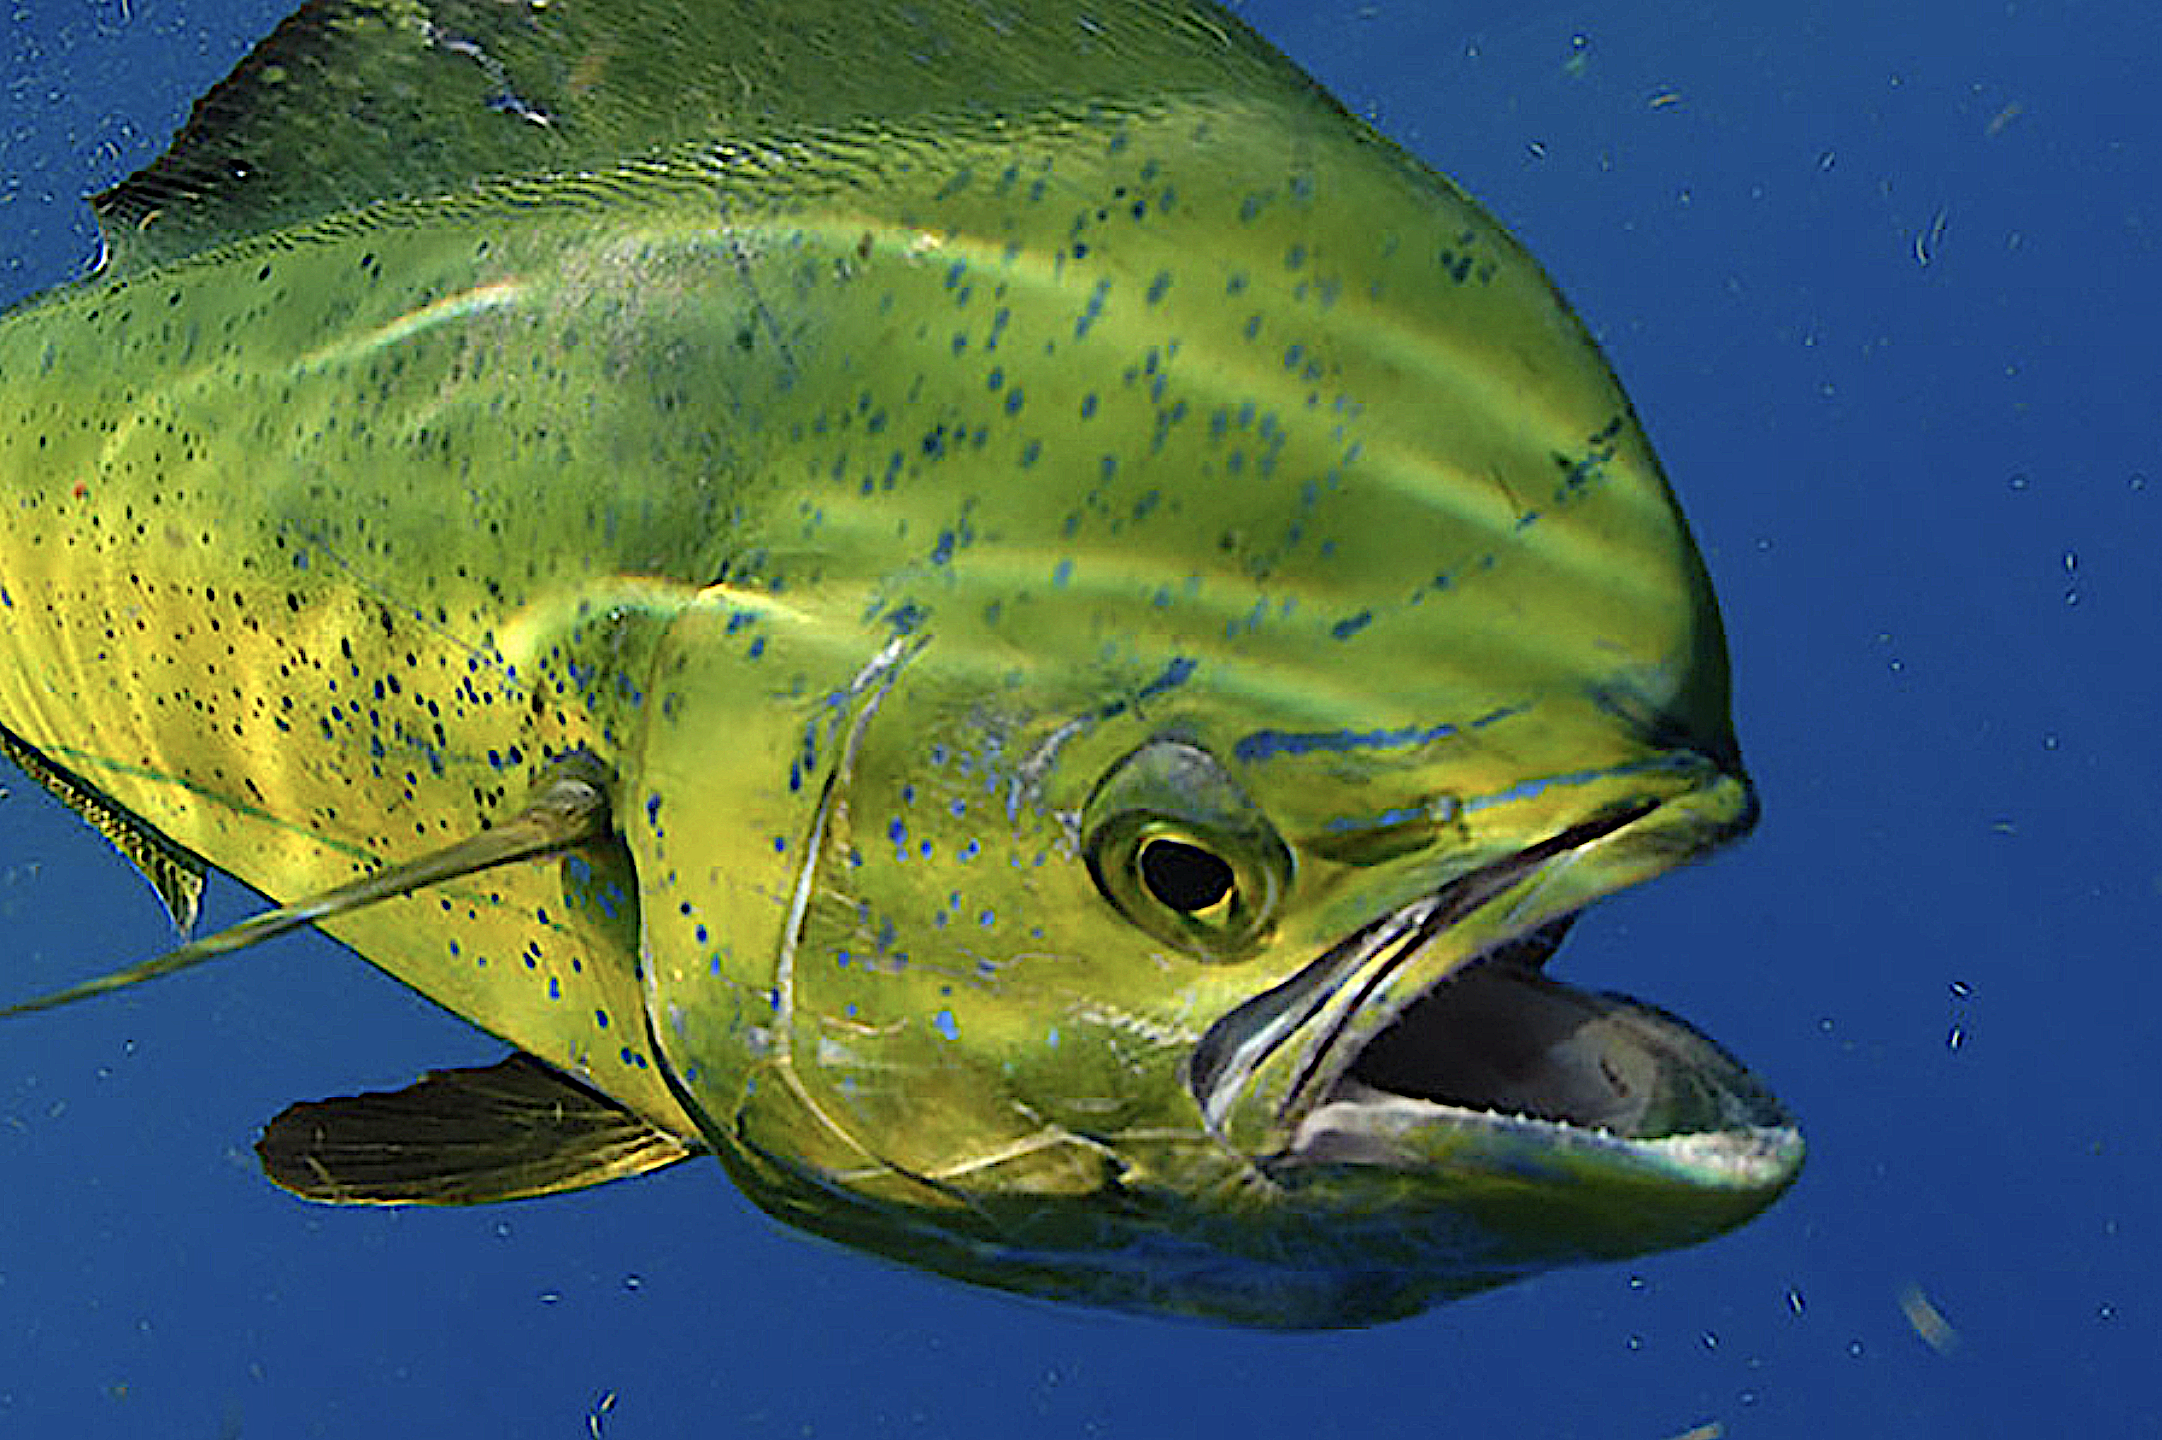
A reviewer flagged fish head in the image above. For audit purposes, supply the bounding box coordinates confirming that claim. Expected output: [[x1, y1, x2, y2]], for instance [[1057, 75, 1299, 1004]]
[[621, 96, 1797, 1326]]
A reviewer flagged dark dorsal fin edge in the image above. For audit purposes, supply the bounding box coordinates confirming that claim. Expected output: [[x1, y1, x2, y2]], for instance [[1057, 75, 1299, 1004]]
[[92, 0, 1332, 275]]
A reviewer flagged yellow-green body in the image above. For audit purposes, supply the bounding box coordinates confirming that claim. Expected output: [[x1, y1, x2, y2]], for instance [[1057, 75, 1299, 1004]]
[[0, 0, 1797, 1326]]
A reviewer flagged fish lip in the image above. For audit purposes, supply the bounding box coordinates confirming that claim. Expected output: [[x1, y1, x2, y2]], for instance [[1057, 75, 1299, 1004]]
[[1189, 777, 1781, 1170]]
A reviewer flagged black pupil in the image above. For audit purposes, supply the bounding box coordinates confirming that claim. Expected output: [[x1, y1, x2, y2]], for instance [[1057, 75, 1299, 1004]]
[[1139, 839, 1234, 913]]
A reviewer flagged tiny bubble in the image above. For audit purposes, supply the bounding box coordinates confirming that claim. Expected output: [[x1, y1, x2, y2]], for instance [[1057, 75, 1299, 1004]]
[[1947, 1025, 1965, 1051], [1949, 979, 1972, 999], [2007, 472, 2029, 491], [1788, 1287, 1807, 1316], [623, 1273, 643, 1292]]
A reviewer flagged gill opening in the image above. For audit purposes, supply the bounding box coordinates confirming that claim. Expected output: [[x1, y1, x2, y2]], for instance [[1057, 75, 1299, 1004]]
[[759, 633, 962, 1205]]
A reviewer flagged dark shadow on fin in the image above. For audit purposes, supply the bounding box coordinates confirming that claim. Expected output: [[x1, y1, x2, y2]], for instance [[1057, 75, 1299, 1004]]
[[257, 1052, 701, 1205]]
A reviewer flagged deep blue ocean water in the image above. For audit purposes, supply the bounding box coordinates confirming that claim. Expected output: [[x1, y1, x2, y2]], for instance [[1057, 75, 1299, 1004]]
[[2, 2, 2155, 1434]]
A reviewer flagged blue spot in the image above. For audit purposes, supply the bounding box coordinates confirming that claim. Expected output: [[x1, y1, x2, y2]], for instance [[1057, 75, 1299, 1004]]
[[1080, 393, 1098, 419], [934, 1009, 959, 1041], [978, 909, 996, 929], [1330, 610, 1374, 641], [595, 1008, 611, 1030], [1075, 279, 1111, 338], [645, 794, 662, 828], [1020, 439, 1042, 468], [1004, 388, 1026, 416], [987, 366, 1005, 391], [1136, 655, 1198, 701], [0, 586, 10, 608], [1052, 558, 1073, 588], [1146, 271, 1172, 305], [547, 977, 560, 999], [930, 529, 956, 565], [772, 835, 788, 853]]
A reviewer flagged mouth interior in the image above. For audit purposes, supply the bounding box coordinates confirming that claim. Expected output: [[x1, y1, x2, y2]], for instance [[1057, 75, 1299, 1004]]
[[1337, 918, 1785, 1141]]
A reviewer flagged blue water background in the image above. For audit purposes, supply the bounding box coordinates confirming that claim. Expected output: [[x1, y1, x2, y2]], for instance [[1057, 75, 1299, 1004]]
[[3, 2, 2155, 1434]]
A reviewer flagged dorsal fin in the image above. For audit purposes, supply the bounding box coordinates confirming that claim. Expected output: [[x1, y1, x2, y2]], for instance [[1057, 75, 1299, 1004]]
[[0, 754, 613, 1017], [257, 1053, 699, 1204], [92, 0, 1326, 275], [0, 724, 206, 935]]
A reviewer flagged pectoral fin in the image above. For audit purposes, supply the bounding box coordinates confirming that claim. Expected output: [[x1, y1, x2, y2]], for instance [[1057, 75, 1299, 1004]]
[[256, 1053, 701, 1205], [2, 753, 613, 1018]]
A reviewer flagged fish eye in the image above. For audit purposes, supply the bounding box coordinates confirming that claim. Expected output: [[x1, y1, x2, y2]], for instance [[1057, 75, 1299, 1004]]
[[1082, 739, 1291, 960], [1139, 837, 1235, 913]]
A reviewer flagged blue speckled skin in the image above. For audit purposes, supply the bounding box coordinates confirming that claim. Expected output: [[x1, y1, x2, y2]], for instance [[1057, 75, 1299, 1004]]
[[0, 0, 1792, 1325]]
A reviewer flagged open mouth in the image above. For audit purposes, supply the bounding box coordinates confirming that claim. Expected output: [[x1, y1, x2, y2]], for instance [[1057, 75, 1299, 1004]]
[[1323, 914, 1790, 1148], [1191, 801, 1796, 1170]]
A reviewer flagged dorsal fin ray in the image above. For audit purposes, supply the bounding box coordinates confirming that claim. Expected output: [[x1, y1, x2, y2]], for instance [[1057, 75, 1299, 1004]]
[[0, 724, 207, 936], [91, 0, 1326, 275], [256, 1053, 700, 1204], [0, 755, 613, 1018]]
